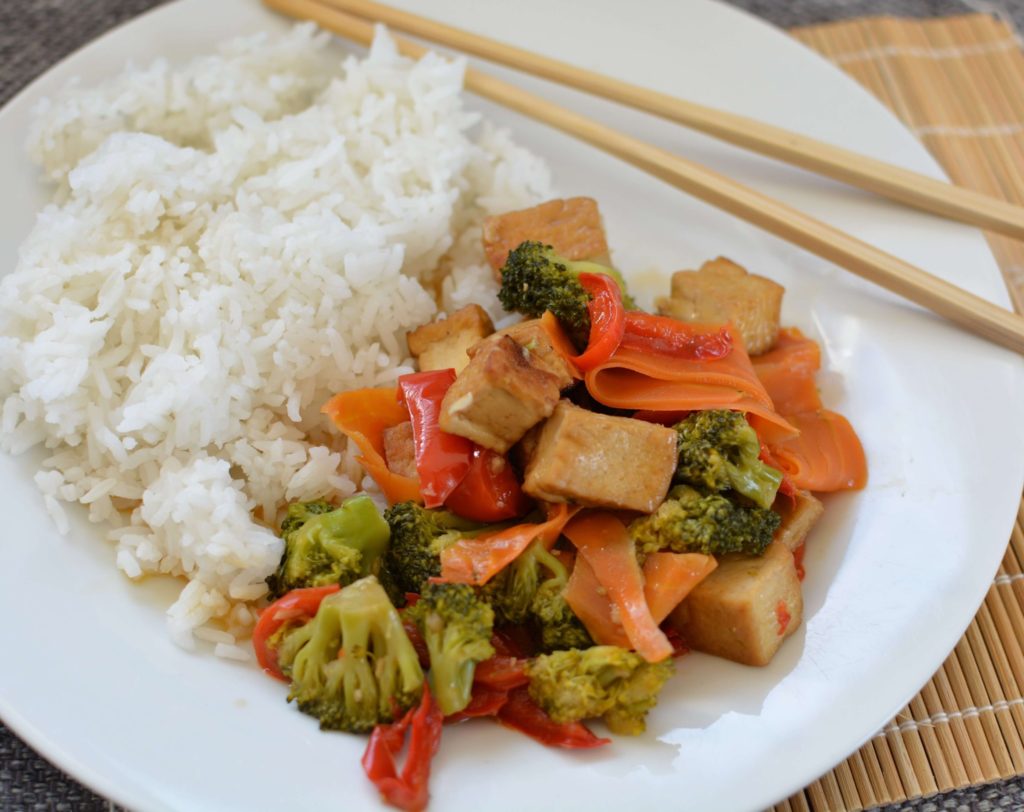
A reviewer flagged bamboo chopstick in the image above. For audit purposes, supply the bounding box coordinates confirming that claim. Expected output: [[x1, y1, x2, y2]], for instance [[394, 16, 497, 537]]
[[263, 0, 1024, 356], [307, 0, 1024, 242]]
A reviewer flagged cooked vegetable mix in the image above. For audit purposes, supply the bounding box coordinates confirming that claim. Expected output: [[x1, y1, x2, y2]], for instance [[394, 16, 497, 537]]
[[257, 197, 867, 811]]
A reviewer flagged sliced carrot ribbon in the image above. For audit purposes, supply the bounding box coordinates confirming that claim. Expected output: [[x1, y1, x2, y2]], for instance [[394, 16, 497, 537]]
[[439, 504, 579, 586], [322, 387, 421, 505], [751, 328, 867, 492], [565, 550, 716, 649], [580, 325, 798, 444], [562, 512, 673, 663]]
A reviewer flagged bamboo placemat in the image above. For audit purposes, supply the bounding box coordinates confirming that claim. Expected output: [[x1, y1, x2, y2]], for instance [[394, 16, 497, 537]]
[[773, 14, 1024, 811]]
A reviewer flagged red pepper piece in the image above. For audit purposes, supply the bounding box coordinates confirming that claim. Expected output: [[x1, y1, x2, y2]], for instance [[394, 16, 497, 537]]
[[443, 446, 531, 522], [398, 370, 473, 507], [570, 273, 626, 372], [473, 656, 530, 691], [251, 584, 341, 681], [362, 687, 444, 812], [445, 685, 509, 723], [621, 311, 733, 359], [496, 687, 610, 749], [398, 370, 530, 521], [490, 627, 533, 659]]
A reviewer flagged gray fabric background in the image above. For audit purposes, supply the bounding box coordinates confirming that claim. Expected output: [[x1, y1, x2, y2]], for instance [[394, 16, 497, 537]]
[[2, 1, 1024, 810]]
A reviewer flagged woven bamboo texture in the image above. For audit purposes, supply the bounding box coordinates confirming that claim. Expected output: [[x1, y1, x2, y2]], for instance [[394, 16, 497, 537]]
[[773, 14, 1024, 811]]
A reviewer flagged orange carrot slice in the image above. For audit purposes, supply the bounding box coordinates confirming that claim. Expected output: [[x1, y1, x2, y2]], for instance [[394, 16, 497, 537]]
[[440, 504, 578, 586], [581, 327, 797, 444], [565, 553, 630, 649], [322, 387, 421, 505], [769, 410, 868, 491], [641, 552, 718, 621], [565, 551, 717, 649], [562, 512, 673, 663], [750, 328, 868, 492], [751, 328, 822, 415]]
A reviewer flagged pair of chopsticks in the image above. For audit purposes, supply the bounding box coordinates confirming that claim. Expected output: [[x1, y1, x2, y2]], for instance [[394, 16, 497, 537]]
[[265, 0, 1024, 355]]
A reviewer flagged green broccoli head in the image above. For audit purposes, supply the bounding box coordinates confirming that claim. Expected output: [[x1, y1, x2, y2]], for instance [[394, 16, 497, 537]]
[[526, 646, 674, 735], [480, 540, 592, 651], [480, 541, 546, 626], [267, 496, 391, 599], [382, 502, 491, 595], [674, 410, 783, 509], [406, 583, 495, 716], [629, 484, 781, 559], [531, 578, 594, 653], [274, 575, 424, 733], [497, 241, 635, 346]]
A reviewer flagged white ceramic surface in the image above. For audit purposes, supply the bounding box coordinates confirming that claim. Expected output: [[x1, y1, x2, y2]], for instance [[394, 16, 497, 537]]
[[1, 1, 1023, 811]]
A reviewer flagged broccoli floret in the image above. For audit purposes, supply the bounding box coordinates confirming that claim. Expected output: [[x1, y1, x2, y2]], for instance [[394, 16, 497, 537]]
[[382, 502, 488, 595], [674, 410, 783, 509], [267, 496, 391, 598], [497, 241, 635, 345], [527, 549, 593, 653], [406, 583, 495, 716], [630, 484, 781, 559], [480, 540, 592, 651], [526, 646, 674, 735], [274, 575, 424, 733]]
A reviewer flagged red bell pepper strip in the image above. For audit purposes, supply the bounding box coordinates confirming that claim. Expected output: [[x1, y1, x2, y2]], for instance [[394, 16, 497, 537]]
[[570, 273, 626, 372], [398, 370, 530, 520], [620, 311, 733, 360], [398, 370, 473, 508], [497, 687, 611, 749], [444, 685, 509, 723], [252, 584, 340, 681], [442, 446, 531, 522], [362, 687, 444, 812], [473, 656, 530, 691]]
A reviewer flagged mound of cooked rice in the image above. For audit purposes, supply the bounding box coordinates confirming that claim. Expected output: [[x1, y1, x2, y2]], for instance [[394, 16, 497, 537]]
[[0, 24, 552, 657]]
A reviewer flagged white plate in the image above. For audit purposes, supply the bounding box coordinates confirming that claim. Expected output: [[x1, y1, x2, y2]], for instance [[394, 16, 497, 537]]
[[2, 1, 1023, 810]]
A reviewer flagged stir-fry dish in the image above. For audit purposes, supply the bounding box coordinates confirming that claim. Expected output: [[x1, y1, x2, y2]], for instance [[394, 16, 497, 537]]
[[252, 197, 868, 811]]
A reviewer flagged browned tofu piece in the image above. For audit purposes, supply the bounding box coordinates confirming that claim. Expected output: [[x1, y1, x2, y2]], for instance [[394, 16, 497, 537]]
[[773, 489, 824, 552], [439, 336, 562, 453], [382, 421, 417, 479], [670, 541, 802, 667], [476, 319, 575, 389], [522, 401, 677, 513], [656, 257, 784, 355], [482, 197, 610, 275], [406, 305, 494, 374]]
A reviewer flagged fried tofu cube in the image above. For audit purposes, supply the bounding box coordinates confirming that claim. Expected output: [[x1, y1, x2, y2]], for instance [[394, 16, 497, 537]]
[[670, 541, 802, 667], [439, 335, 562, 453], [407, 305, 494, 374], [773, 489, 824, 552], [482, 197, 610, 275], [522, 401, 677, 513], [382, 421, 417, 479], [656, 257, 784, 355], [479, 319, 575, 389]]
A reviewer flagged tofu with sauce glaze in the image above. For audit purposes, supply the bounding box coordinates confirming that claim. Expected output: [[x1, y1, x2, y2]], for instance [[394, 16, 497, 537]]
[[439, 335, 563, 453], [521, 401, 677, 513], [656, 257, 784, 355], [482, 197, 611, 276], [406, 304, 494, 374], [670, 541, 802, 667], [382, 421, 417, 479], [475, 319, 575, 389], [773, 489, 824, 552]]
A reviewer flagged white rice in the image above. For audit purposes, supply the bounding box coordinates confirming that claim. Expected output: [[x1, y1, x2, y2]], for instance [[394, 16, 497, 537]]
[[0, 24, 553, 655]]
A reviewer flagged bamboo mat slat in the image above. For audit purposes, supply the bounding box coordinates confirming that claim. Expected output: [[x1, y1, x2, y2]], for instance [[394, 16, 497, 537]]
[[773, 14, 1024, 811]]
